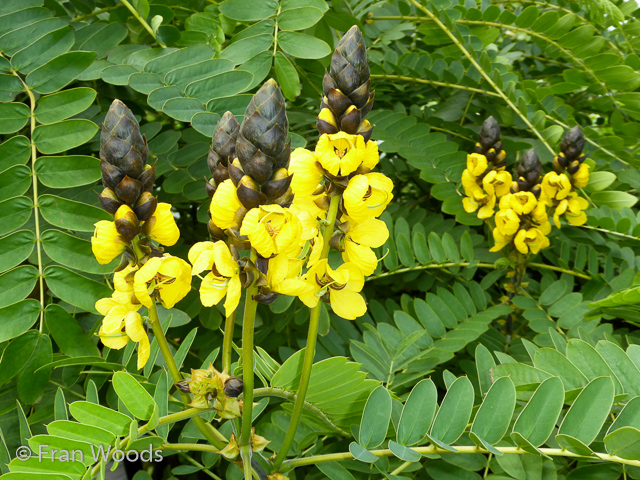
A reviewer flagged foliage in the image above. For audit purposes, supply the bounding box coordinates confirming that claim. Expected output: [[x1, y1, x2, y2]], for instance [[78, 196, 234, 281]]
[[1, 0, 640, 479]]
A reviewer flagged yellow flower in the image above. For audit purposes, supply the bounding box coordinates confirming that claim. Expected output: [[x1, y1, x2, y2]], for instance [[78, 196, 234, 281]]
[[490, 228, 512, 252], [99, 311, 150, 369], [315, 132, 378, 177], [267, 254, 309, 297], [289, 148, 324, 197], [240, 205, 302, 258], [133, 255, 192, 309], [514, 228, 550, 254], [467, 153, 488, 177], [91, 220, 128, 265], [461, 169, 480, 196], [502, 192, 537, 215], [482, 170, 512, 197], [210, 179, 244, 229], [566, 193, 589, 226], [96, 293, 140, 333], [143, 203, 180, 246], [192, 241, 241, 317], [541, 172, 571, 202], [572, 163, 590, 188], [343, 173, 394, 223], [531, 201, 549, 226], [495, 208, 520, 236], [463, 189, 496, 219], [342, 217, 389, 276], [299, 259, 366, 320]]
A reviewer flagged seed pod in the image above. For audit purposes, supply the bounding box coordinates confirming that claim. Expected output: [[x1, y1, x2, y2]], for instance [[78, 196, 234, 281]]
[[560, 126, 585, 162], [99, 100, 152, 210], [515, 149, 542, 192], [319, 26, 374, 138], [224, 377, 244, 398]]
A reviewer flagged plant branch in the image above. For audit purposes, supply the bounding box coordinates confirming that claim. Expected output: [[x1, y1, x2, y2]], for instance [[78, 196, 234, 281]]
[[282, 445, 640, 470], [119, 0, 166, 48], [272, 194, 342, 471], [366, 261, 591, 281], [253, 387, 349, 436], [371, 74, 501, 98], [13, 73, 45, 330]]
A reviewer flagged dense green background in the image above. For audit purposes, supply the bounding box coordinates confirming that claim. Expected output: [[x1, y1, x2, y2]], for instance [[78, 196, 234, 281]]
[[2, 0, 640, 478]]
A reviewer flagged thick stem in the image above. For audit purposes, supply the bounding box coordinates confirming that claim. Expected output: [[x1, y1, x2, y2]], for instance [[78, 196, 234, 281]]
[[148, 302, 227, 449], [282, 445, 640, 470], [272, 194, 341, 470], [222, 309, 237, 373], [240, 266, 259, 447]]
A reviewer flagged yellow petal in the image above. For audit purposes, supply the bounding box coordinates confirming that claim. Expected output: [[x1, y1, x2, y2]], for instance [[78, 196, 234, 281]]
[[224, 275, 242, 317], [213, 241, 238, 278], [347, 218, 389, 248], [189, 241, 215, 275], [343, 242, 378, 276], [330, 289, 366, 320], [200, 272, 228, 307], [91, 221, 127, 265], [144, 203, 180, 246]]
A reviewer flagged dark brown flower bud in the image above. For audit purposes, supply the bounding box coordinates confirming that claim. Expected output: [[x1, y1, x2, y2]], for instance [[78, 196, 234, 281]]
[[139, 164, 155, 192], [101, 160, 125, 190], [133, 191, 157, 222], [236, 175, 267, 210], [479, 116, 501, 151], [174, 380, 191, 394], [254, 292, 279, 304], [205, 179, 217, 199], [560, 126, 585, 162], [224, 377, 244, 398], [340, 105, 361, 134], [114, 176, 143, 205], [515, 149, 542, 191], [228, 159, 244, 186], [262, 168, 292, 200], [567, 160, 580, 175], [208, 219, 226, 240], [97, 188, 122, 214], [114, 205, 140, 243]]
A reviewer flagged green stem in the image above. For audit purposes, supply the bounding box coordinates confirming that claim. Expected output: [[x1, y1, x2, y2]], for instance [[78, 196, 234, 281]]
[[240, 249, 259, 479], [13, 74, 45, 331], [74, 5, 121, 21], [272, 194, 341, 471], [119, 0, 166, 47], [148, 302, 227, 449], [282, 445, 640, 471], [366, 262, 591, 281], [222, 309, 237, 373]]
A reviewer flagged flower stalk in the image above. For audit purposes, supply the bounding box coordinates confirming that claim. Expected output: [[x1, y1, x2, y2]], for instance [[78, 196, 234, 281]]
[[148, 301, 227, 449], [272, 194, 341, 470]]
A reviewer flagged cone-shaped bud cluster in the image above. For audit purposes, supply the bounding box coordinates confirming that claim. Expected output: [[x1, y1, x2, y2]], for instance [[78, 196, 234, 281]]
[[231, 79, 293, 209], [318, 26, 374, 141], [554, 126, 587, 174], [475, 116, 506, 168], [513, 149, 543, 197], [99, 100, 157, 222], [206, 111, 240, 199]]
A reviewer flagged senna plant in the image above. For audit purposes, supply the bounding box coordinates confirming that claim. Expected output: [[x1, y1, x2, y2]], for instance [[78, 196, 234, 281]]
[[2, 1, 640, 480]]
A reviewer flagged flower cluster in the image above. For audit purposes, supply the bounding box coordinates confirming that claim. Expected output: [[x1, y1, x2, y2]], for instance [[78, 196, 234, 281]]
[[463, 120, 591, 257], [462, 117, 511, 219], [90, 100, 190, 369], [190, 26, 393, 321]]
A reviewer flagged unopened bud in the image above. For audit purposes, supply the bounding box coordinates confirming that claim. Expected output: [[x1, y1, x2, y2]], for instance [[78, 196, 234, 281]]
[[133, 191, 157, 222], [97, 187, 122, 214]]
